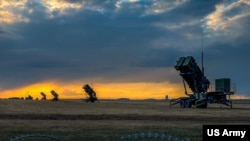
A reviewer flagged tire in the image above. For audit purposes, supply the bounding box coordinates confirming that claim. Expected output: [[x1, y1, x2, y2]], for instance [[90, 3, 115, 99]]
[[196, 103, 207, 108], [180, 100, 185, 108], [185, 100, 191, 108]]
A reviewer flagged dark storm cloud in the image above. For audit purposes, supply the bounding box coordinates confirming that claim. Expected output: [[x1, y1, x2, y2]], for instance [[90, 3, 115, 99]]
[[167, 0, 221, 20], [0, 0, 249, 96]]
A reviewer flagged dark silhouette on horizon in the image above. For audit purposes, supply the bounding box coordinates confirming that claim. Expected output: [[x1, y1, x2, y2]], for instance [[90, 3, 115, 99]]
[[83, 84, 97, 103], [50, 90, 59, 101]]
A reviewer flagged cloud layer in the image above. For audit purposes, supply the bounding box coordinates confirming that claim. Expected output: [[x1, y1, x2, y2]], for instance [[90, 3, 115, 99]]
[[0, 0, 249, 98]]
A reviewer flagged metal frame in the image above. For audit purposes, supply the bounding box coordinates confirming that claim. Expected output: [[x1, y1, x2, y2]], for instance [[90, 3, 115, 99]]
[[170, 56, 234, 108]]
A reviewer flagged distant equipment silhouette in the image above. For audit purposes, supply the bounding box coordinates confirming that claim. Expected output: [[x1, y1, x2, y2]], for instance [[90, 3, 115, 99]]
[[50, 90, 59, 101], [82, 84, 97, 103], [40, 92, 47, 100], [25, 95, 33, 100]]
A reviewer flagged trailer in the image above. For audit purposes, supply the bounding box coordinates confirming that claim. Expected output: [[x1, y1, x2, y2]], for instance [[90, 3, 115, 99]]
[[170, 56, 234, 108]]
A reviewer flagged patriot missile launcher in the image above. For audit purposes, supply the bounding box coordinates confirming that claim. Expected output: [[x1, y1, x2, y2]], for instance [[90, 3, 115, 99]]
[[170, 56, 234, 108], [83, 84, 97, 103]]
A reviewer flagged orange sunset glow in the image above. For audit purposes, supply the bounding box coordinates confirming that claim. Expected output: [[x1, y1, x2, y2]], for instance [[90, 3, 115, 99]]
[[0, 81, 185, 100]]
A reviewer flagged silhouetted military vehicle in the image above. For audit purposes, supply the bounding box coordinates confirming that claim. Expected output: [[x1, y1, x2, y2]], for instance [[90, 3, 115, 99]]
[[40, 92, 47, 100], [25, 95, 33, 100], [170, 56, 234, 108], [82, 84, 97, 103], [50, 90, 59, 101]]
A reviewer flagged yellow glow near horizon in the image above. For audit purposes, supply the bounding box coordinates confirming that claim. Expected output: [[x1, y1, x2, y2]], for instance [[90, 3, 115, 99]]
[[1, 80, 248, 100], [0, 80, 186, 100], [94, 82, 185, 99]]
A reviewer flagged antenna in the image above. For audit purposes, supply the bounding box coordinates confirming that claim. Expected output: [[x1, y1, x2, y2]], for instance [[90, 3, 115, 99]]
[[202, 30, 204, 75], [201, 29, 206, 92]]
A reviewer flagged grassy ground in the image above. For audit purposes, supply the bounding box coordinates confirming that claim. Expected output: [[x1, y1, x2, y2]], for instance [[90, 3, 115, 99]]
[[0, 99, 250, 141]]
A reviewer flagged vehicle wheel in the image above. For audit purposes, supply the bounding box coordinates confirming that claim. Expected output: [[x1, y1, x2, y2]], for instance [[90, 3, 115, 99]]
[[180, 100, 185, 108], [185, 100, 191, 108], [196, 103, 207, 108]]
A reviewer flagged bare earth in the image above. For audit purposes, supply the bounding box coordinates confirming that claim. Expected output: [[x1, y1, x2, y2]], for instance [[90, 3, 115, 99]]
[[0, 99, 250, 141]]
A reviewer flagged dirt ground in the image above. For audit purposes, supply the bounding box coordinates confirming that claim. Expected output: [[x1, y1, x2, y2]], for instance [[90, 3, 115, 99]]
[[0, 99, 250, 141], [1, 113, 250, 123]]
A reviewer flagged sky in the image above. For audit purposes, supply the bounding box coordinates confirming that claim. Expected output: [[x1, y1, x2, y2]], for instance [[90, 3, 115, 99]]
[[0, 0, 249, 100]]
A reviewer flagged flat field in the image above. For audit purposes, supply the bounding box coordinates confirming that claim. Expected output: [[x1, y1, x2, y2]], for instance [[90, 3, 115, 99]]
[[0, 99, 250, 141]]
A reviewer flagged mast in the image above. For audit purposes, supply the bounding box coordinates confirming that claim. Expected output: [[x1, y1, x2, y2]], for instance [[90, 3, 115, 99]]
[[201, 30, 205, 92], [202, 30, 204, 75]]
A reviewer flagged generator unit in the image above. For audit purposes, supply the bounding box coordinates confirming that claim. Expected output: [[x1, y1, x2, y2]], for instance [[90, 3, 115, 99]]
[[215, 78, 231, 92]]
